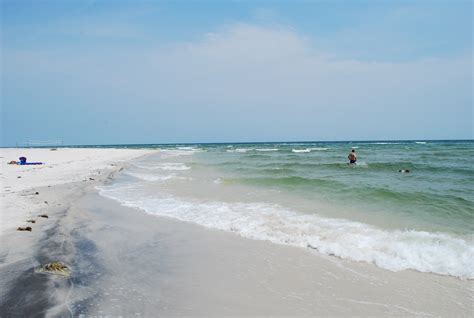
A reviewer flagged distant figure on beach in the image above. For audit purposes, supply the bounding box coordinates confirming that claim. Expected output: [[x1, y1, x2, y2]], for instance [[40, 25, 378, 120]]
[[348, 149, 357, 164], [7, 156, 44, 165]]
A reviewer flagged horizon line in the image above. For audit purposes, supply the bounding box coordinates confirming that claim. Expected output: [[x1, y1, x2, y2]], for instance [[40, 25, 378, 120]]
[[3, 138, 473, 148]]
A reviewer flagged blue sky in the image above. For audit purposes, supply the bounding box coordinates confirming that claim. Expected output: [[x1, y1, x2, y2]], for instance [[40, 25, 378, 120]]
[[1, 0, 472, 146]]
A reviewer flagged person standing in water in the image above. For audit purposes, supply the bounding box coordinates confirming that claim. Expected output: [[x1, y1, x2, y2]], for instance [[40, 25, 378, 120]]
[[348, 149, 357, 164]]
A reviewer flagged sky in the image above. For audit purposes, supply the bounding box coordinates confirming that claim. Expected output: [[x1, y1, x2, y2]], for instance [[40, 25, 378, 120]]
[[1, 0, 472, 146]]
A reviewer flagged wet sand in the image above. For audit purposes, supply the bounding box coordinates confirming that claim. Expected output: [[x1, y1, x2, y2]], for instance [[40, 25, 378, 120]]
[[1, 172, 472, 317]]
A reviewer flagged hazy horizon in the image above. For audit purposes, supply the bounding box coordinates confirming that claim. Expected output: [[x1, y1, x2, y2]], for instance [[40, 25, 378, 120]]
[[5, 138, 473, 148]]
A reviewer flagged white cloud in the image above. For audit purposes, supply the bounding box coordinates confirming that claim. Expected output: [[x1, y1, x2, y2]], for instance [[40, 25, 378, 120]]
[[3, 23, 473, 141]]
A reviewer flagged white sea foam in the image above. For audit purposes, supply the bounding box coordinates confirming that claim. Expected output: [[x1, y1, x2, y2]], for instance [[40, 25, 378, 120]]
[[155, 163, 191, 171], [309, 147, 329, 151], [415, 142, 427, 144], [256, 148, 279, 152], [98, 185, 474, 279], [159, 149, 197, 158], [227, 148, 252, 153], [132, 162, 191, 171], [124, 171, 187, 182], [236, 148, 252, 153], [351, 161, 368, 167], [292, 148, 311, 153]]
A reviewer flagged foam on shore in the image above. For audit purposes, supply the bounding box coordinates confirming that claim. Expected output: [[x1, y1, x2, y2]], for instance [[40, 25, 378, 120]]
[[99, 182, 474, 279]]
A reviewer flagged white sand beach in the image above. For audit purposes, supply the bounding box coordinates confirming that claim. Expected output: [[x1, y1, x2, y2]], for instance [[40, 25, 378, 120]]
[[3, 0, 472, 316], [0, 148, 155, 235], [0, 148, 472, 317]]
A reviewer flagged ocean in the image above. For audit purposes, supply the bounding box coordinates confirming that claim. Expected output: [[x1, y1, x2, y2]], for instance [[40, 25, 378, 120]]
[[97, 140, 473, 279]]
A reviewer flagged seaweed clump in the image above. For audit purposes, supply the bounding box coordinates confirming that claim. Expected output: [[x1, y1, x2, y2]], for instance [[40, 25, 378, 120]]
[[36, 262, 70, 277], [17, 227, 32, 232]]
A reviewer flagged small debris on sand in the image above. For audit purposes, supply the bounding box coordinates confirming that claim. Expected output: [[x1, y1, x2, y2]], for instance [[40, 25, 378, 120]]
[[89, 177, 95, 181], [307, 244, 318, 250], [35, 192, 39, 195], [17, 227, 32, 232], [44, 201, 48, 204], [38, 214, 49, 218], [17, 176, 21, 178], [35, 262, 70, 277], [26, 220, 36, 223]]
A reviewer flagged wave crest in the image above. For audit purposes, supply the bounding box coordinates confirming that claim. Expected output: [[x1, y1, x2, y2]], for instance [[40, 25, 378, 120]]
[[98, 186, 474, 279]]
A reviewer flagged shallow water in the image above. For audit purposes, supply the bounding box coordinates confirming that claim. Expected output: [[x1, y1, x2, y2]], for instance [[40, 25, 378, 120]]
[[97, 141, 474, 279]]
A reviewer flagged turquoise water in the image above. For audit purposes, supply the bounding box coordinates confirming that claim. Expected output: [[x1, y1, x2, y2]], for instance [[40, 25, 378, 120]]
[[195, 141, 474, 234], [97, 140, 474, 278]]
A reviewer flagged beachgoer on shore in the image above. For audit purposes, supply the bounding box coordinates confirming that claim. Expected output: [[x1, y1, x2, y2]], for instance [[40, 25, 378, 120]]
[[7, 156, 44, 165], [348, 149, 357, 164]]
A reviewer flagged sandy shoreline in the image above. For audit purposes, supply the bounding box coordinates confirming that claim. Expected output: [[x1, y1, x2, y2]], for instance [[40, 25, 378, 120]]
[[0, 148, 472, 316], [0, 148, 156, 235]]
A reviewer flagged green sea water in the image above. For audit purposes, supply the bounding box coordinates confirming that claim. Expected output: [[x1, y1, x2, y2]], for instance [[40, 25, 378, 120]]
[[97, 140, 473, 278], [191, 141, 473, 234]]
